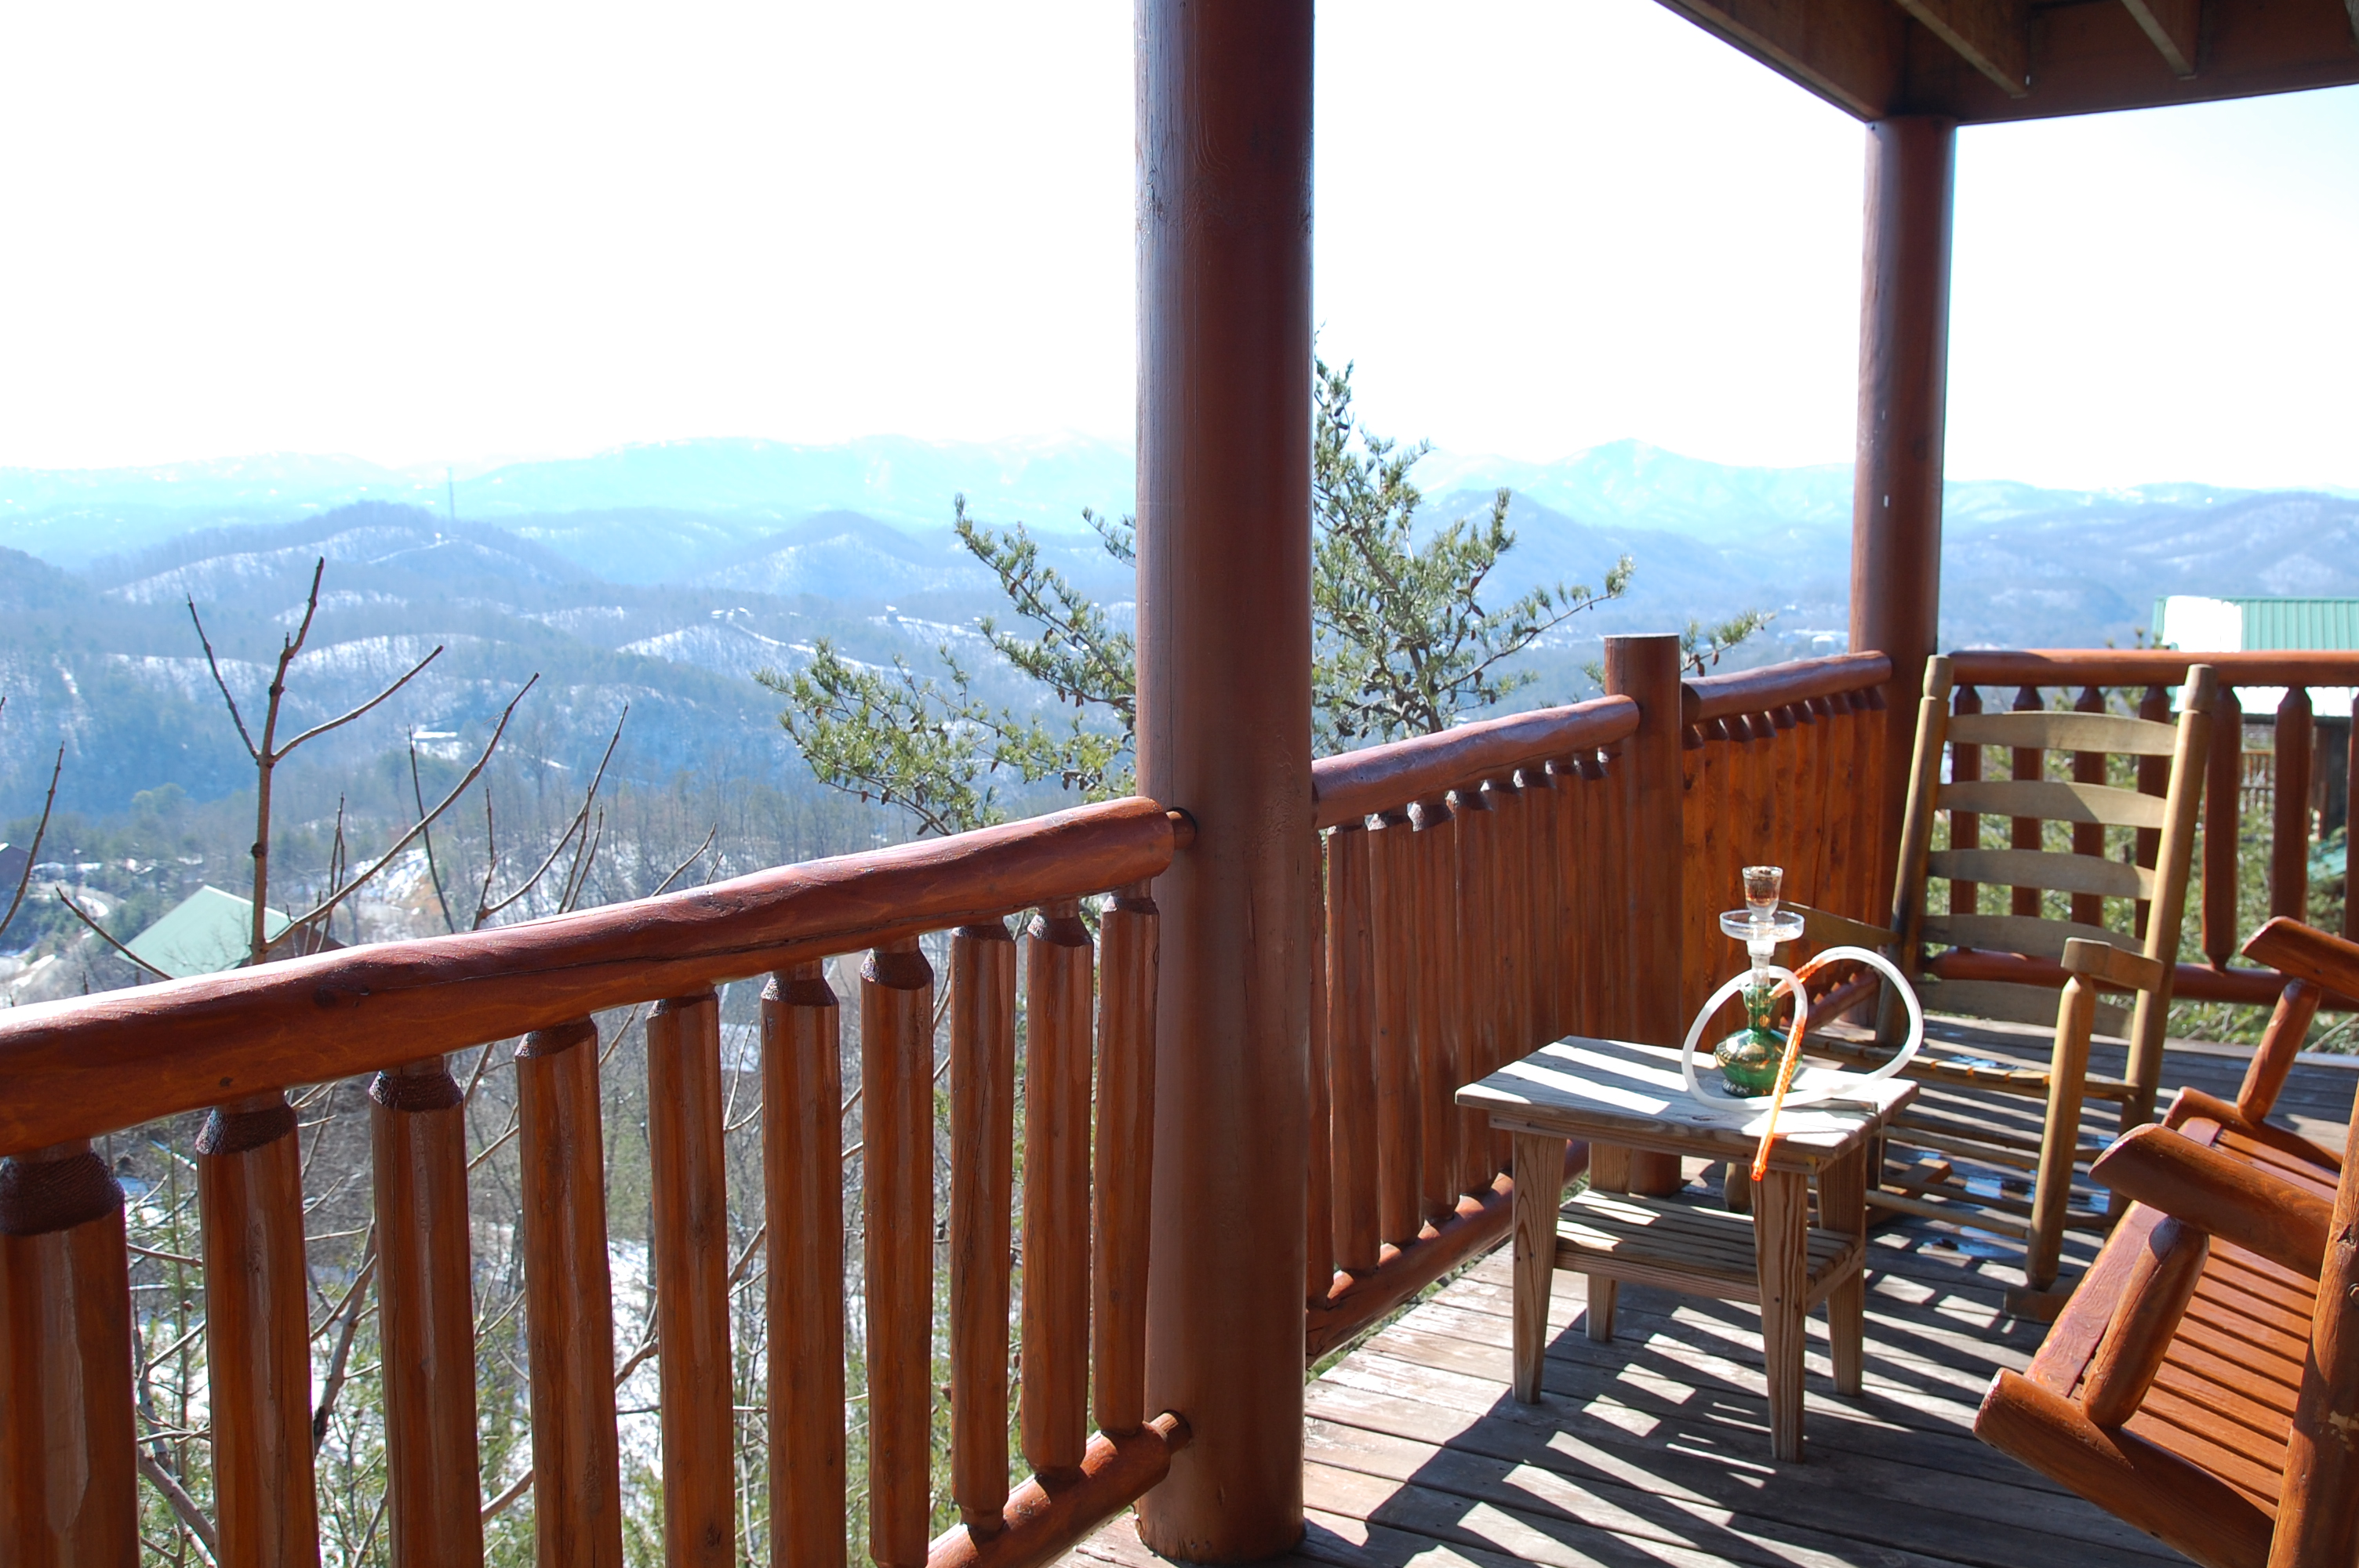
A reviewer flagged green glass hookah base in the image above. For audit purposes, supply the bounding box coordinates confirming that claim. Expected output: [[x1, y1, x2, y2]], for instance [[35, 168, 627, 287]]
[[1714, 1026, 1784, 1098]]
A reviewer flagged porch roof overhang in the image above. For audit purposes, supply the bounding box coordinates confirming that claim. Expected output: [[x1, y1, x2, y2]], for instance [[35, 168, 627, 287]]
[[1653, 0, 2359, 122]]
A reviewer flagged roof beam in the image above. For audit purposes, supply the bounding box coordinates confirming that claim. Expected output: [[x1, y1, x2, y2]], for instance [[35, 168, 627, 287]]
[[1892, 0, 2033, 94], [1650, 0, 1906, 118], [1899, 0, 2359, 122], [2120, 0, 2203, 75]]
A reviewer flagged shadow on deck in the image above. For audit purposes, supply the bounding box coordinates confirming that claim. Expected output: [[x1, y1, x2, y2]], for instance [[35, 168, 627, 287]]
[[1072, 1029, 2357, 1568]]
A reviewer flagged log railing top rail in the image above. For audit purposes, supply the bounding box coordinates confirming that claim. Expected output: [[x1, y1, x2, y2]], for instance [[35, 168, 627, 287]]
[[1950, 649, 2359, 686], [0, 794, 1180, 1156], [1681, 651, 1894, 724], [1309, 694, 1639, 829]]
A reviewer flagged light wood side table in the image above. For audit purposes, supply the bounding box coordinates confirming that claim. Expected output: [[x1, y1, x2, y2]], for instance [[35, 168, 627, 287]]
[[1459, 1033, 1916, 1461]]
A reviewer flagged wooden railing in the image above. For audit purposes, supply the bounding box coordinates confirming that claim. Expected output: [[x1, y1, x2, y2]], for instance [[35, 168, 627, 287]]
[[1677, 652, 1896, 1021], [1946, 651, 2358, 1009], [0, 796, 1185, 1568], [1303, 693, 1643, 1356]]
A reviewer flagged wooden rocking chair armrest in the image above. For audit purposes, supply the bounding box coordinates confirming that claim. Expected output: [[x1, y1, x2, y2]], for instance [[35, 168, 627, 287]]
[[2163, 1086, 2342, 1175], [2059, 938, 2165, 996], [1975, 1370, 2274, 1568], [2243, 916, 2359, 1000], [2091, 1125, 2331, 1279], [1785, 902, 1897, 952]]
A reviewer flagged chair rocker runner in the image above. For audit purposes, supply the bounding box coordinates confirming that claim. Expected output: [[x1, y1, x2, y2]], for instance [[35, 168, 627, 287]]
[[1792, 655, 2218, 1317], [1975, 916, 2359, 1568]]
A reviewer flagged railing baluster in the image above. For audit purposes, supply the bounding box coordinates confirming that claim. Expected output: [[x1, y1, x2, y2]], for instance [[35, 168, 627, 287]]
[[1368, 808, 1423, 1245], [1573, 756, 1608, 1041], [646, 992, 736, 1568], [764, 962, 845, 1568], [1862, 684, 1892, 902], [1547, 756, 1583, 1039], [949, 919, 1017, 1530], [2070, 685, 2109, 927], [2134, 684, 2172, 939], [2346, 716, 2358, 941], [1523, 768, 1562, 1046], [1325, 825, 1380, 1276], [1305, 855, 1334, 1305], [1598, 742, 1636, 1043], [0, 1139, 136, 1564], [1769, 704, 1801, 883], [1095, 883, 1160, 1435], [2203, 688, 2245, 967], [1806, 699, 1842, 920], [516, 1019, 624, 1567], [1451, 786, 1501, 1190], [198, 1091, 318, 1568], [1023, 901, 1094, 1481], [1492, 774, 1533, 1065], [1803, 696, 1837, 908], [2274, 685, 2314, 920], [1679, 727, 1717, 1024], [1411, 795, 1460, 1224], [1950, 684, 1984, 916], [863, 938, 936, 1568], [2011, 685, 2045, 918], [370, 1055, 485, 1566]]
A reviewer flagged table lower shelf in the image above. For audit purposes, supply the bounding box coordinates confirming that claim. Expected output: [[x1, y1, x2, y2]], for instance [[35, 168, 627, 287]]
[[1556, 1188, 1863, 1312]]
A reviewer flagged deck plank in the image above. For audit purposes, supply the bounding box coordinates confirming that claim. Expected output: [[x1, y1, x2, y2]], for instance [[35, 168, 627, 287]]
[[1063, 1044, 2353, 1568]]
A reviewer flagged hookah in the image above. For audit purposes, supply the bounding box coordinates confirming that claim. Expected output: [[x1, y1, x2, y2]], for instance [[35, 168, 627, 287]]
[[1677, 864, 1924, 1177]]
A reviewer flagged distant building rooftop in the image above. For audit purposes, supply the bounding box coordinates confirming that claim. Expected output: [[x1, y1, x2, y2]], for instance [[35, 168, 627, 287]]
[[2153, 595, 2358, 720], [126, 886, 293, 979]]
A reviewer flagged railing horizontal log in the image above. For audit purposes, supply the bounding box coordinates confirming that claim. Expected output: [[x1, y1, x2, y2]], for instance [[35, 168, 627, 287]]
[[1310, 695, 1638, 829], [1950, 650, 2359, 688], [1682, 652, 1894, 724], [0, 796, 1178, 1156]]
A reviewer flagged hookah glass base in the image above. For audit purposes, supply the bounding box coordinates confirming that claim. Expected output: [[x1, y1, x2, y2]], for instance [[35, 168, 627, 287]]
[[1714, 981, 1786, 1098]]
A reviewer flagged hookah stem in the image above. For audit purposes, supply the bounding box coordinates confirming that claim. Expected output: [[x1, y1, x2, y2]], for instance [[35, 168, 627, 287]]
[[1750, 953, 1835, 1183]]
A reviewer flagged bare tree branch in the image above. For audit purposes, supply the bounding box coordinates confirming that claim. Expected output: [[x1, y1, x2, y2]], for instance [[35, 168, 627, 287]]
[[311, 1229, 377, 1451], [471, 789, 501, 932], [0, 742, 64, 940], [651, 824, 718, 896], [271, 644, 443, 760], [54, 886, 172, 981], [282, 676, 538, 938], [480, 706, 626, 921], [135, 1448, 220, 1562], [186, 598, 260, 763], [409, 731, 457, 934]]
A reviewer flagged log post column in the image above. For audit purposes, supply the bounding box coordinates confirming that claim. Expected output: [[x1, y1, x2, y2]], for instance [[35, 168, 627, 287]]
[[1849, 117, 1956, 893], [1605, 633, 1687, 1197], [1135, 0, 1314, 1557]]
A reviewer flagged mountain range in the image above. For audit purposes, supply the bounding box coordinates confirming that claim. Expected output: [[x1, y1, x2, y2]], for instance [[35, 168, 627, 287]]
[[2, 436, 2353, 821]]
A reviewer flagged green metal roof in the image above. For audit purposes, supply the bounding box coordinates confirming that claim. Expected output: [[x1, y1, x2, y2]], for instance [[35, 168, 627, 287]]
[[125, 886, 292, 979], [2152, 597, 2359, 652]]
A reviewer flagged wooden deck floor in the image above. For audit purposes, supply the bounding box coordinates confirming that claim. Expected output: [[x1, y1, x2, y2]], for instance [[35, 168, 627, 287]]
[[1072, 1029, 2357, 1568]]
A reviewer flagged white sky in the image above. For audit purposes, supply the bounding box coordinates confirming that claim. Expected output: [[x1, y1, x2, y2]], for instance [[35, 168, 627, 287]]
[[0, 1, 2352, 489]]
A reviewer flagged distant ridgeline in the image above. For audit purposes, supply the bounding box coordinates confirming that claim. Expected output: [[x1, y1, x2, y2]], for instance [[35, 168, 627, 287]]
[[0, 437, 2352, 819]]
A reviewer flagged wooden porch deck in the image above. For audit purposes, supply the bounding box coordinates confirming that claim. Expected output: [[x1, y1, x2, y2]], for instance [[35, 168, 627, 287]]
[[1072, 1027, 2357, 1568]]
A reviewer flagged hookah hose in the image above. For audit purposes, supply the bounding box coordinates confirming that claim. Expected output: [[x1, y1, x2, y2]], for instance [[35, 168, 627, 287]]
[[1749, 951, 1841, 1183]]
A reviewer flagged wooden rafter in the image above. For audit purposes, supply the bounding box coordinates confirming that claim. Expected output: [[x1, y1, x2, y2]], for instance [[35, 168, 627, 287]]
[[2120, 0, 2204, 77], [1893, 0, 2031, 96], [1646, 0, 2359, 121]]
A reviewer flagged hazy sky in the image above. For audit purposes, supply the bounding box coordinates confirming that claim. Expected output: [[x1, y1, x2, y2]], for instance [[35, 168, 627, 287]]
[[1, 2, 2352, 488]]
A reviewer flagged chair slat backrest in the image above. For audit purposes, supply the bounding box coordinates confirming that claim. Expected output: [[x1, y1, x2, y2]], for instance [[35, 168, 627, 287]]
[[1889, 657, 2215, 1109]]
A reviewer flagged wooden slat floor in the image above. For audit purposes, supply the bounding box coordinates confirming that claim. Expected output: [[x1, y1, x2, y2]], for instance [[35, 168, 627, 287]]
[[1070, 1029, 2357, 1568]]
